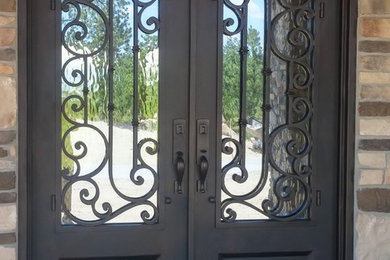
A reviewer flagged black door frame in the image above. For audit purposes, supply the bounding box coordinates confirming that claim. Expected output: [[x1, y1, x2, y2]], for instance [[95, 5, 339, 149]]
[[17, 0, 357, 259]]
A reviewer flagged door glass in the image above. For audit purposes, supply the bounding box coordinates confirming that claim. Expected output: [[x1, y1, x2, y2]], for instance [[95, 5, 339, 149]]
[[220, 0, 314, 222], [60, 0, 160, 225]]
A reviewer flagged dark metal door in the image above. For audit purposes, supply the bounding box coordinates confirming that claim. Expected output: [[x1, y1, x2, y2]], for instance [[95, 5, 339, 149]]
[[191, 0, 341, 259], [30, 0, 190, 259], [30, 0, 342, 259]]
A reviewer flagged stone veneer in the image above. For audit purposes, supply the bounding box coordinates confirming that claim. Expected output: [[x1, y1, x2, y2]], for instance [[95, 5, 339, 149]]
[[356, 0, 390, 259], [1, 0, 390, 259], [0, 0, 17, 259]]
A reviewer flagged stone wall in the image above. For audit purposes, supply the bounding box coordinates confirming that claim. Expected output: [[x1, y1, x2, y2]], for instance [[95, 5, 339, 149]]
[[0, 1, 17, 260], [0, 0, 17, 260], [356, 0, 390, 259]]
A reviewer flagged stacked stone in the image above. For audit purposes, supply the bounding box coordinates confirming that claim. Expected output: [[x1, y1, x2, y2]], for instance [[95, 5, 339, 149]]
[[356, 0, 390, 259], [0, 0, 17, 260]]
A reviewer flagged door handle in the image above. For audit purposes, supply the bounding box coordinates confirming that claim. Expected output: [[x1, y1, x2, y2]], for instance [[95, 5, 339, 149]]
[[174, 152, 185, 194], [196, 119, 209, 193], [173, 119, 186, 194], [198, 155, 209, 193]]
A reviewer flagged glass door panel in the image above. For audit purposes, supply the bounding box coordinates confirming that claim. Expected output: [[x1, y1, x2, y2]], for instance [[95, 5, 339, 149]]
[[60, 0, 160, 225], [220, 0, 314, 222]]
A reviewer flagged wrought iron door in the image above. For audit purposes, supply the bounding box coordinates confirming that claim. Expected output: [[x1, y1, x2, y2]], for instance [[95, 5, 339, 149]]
[[192, 0, 340, 259], [30, 0, 190, 259], [29, 0, 342, 259]]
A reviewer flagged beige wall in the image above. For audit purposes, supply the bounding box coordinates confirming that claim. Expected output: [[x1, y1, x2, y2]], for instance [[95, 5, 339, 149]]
[[1, 0, 390, 259], [356, 0, 390, 259], [0, 0, 17, 259]]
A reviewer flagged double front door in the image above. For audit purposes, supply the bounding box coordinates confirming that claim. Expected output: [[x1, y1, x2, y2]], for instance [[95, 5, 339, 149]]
[[30, 0, 342, 259]]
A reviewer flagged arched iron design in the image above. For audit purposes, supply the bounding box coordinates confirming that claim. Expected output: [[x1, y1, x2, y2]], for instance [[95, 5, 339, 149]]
[[61, 0, 160, 226], [221, 0, 314, 222]]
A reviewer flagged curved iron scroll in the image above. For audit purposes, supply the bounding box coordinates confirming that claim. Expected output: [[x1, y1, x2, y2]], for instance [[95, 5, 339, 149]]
[[221, 0, 314, 222], [61, 0, 160, 226]]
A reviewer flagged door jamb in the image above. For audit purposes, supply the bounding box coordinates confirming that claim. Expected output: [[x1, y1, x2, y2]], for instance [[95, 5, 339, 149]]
[[18, 0, 29, 259], [338, 0, 357, 259], [17, 0, 357, 258]]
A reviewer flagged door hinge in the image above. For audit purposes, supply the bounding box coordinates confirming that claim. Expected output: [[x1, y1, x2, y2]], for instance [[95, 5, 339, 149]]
[[319, 2, 325, 18], [51, 194, 56, 211], [50, 0, 56, 10], [316, 190, 321, 206]]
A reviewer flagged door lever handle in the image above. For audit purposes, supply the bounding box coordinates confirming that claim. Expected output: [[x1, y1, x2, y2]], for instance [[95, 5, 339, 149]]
[[175, 152, 185, 194], [197, 155, 208, 193]]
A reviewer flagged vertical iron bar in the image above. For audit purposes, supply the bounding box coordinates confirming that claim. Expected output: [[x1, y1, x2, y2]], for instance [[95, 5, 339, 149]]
[[105, 0, 135, 212], [262, 0, 271, 188], [238, 4, 248, 166], [287, 61, 293, 124], [83, 56, 88, 124], [132, 1, 140, 167], [286, 4, 296, 125], [108, 0, 114, 179]]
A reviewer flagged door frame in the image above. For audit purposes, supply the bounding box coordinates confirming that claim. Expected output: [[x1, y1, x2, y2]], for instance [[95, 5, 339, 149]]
[[17, 0, 357, 259]]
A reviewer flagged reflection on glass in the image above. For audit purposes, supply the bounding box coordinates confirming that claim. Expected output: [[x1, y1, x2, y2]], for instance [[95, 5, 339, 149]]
[[61, 0, 160, 225], [266, 0, 313, 220], [221, 0, 314, 222]]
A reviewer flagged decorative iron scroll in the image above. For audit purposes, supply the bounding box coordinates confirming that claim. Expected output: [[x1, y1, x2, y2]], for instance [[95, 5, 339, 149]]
[[61, 0, 160, 226], [221, 0, 314, 221]]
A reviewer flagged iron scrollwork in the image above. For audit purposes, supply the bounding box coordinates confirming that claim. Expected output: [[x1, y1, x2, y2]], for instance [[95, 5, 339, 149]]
[[61, 0, 160, 226], [221, 0, 314, 222], [223, 0, 249, 36]]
